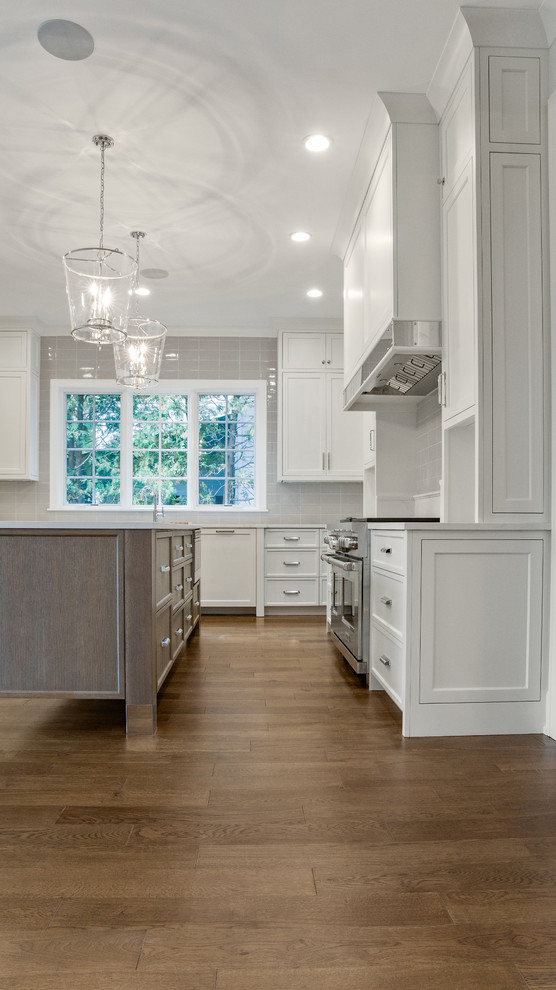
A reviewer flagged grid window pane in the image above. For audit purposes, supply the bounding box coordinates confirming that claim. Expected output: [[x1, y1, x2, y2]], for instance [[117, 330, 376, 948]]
[[197, 393, 256, 506], [132, 393, 188, 505], [65, 394, 121, 505]]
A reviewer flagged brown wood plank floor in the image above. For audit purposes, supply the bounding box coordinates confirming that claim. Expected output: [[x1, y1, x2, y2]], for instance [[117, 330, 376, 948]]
[[1, 615, 556, 988]]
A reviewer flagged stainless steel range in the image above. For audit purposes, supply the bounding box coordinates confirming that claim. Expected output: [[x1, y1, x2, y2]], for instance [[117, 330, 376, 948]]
[[322, 517, 439, 677], [322, 519, 372, 676]]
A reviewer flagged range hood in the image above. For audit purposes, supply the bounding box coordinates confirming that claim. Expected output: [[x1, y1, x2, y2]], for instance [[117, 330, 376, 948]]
[[344, 320, 442, 409]]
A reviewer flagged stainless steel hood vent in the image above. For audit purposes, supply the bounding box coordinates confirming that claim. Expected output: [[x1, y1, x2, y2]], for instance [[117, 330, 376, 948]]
[[344, 320, 442, 408]]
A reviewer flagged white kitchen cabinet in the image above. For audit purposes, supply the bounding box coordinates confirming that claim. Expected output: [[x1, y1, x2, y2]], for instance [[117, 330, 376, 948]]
[[362, 406, 419, 518], [432, 12, 549, 524], [362, 412, 376, 469], [200, 528, 257, 609], [339, 94, 441, 386], [278, 327, 362, 482], [0, 329, 40, 480], [264, 527, 326, 610], [369, 524, 549, 737], [281, 331, 343, 372]]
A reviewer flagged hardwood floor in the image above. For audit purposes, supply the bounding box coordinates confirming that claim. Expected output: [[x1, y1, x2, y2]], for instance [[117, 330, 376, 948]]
[[1, 614, 556, 987]]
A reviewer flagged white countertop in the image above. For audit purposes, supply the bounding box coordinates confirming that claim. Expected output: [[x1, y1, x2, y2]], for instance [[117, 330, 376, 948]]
[[0, 521, 200, 530]]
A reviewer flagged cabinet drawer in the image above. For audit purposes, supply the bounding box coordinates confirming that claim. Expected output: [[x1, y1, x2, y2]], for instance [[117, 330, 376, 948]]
[[172, 559, 193, 610], [155, 536, 172, 608], [371, 570, 405, 639], [371, 531, 406, 575], [265, 578, 319, 606], [264, 549, 319, 577], [192, 580, 201, 627], [371, 624, 405, 710], [172, 533, 193, 564], [264, 529, 320, 548], [156, 604, 173, 687], [171, 605, 185, 661]]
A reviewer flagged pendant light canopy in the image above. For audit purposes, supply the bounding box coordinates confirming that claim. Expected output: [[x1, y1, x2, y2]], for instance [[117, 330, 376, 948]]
[[113, 231, 167, 388], [63, 135, 137, 344]]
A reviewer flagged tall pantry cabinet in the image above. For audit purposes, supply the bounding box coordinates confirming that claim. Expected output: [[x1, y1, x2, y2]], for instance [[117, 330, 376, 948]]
[[430, 7, 549, 524]]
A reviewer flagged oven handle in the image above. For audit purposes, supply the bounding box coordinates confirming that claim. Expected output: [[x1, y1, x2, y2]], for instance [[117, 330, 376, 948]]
[[320, 553, 358, 572]]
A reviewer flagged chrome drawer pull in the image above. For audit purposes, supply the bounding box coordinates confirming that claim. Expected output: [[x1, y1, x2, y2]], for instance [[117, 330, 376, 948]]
[[379, 654, 391, 667], [186, 543, 192, 549], [380, 596, 393, 607], [186, 576, 192, 583], [194, 601, 200, 607], [175, 628, 183, 636], [175, 544, 184, 553], [186, 613, 193, 621], [160, 565, 171, 572], [175, 584, 183, 592], [284, 560, 301, 566], [216, 529, 235, 534], [283, 589, 301, 595], [283, 536, 300, 541], [380, 547, 393, 554], [161, 637, 171, 648]]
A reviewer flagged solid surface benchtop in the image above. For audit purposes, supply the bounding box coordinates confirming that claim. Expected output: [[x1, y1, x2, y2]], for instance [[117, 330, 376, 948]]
[[0, 521, 200, 530]]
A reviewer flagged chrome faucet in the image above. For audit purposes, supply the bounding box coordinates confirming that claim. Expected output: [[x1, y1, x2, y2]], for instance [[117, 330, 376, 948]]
[[139, 484, 164, 522]]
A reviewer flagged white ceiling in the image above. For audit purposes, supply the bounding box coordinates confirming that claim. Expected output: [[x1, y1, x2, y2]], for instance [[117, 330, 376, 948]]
[[1, 0, 549, 334]]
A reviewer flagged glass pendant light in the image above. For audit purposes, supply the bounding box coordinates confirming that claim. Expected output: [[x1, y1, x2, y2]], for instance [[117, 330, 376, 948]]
[[63, 135, 137, 344], [113, 231, 167, 388]]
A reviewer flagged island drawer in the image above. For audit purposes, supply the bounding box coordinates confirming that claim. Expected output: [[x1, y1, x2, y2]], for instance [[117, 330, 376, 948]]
[[370, 625, 405, 710], [371, 570, 405, 640], [371, 531, 406, 575]]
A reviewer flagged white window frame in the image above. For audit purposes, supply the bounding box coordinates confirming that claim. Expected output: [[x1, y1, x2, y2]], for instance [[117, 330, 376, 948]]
[[50, 379, 267, 512]]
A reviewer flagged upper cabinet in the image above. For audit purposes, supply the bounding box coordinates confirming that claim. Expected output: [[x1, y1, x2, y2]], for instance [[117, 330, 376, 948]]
[[0, 329, 40, 481], [278, 324, 363, 483], [337, 93, 442, 401], [281, 331, 343, 372], [430, 7, 549, 524]]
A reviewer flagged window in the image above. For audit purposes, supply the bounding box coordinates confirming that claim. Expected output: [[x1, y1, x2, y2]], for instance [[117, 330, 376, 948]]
[[50, 380, 266, 511]]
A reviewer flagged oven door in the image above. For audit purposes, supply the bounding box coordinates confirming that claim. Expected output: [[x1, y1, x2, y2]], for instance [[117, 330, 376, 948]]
[[322, 553, 366, 674]]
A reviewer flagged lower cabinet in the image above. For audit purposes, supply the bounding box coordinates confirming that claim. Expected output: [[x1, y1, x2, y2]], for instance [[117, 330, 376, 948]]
[[154, 530, 197, 690], [201, 528, 257, 609], [264, 527, 326, 609], [369, 527, 548, 736]]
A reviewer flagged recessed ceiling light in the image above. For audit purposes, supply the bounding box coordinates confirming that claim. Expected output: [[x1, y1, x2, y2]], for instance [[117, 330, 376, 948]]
[[141, 268, 169, 280], [307, 288, 323, 298], [304, 134, 331, 153], [37, 20, 94, 60], [290, 231, 311, 242]]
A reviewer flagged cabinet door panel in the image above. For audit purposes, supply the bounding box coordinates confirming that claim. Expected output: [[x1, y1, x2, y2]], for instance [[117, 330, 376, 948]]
[[281, 332, 325, 369], [327, 376, 362, 479], [419, 538, 543, 703], [343, 225, 366, 378], [441, 59, 474, 197], [364, 138, 394, 351], [0, 373, 27, 477], [201, 530, 256, 607], [281, 373, 326, 479], [442, 160, 476, 422], [488, 56, 541, 145], [490, 153, 544, 514]]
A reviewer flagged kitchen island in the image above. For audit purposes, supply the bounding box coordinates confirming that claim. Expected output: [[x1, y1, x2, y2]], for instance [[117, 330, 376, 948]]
[[0, 522, 200, 734]]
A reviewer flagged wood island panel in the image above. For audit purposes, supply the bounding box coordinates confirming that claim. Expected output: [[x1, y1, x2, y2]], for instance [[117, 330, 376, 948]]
[[0, 526, 199, 735], [0, 531, 124, 695]]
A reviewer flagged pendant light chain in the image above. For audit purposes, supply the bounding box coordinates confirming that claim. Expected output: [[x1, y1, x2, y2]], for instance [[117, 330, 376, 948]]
[[99, 140, 105, 250]]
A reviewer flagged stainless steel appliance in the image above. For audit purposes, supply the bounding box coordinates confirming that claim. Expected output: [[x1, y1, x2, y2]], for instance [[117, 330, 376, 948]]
[[322, 517, 439, 677]]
